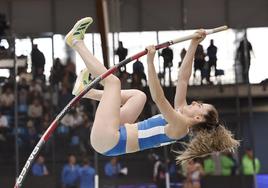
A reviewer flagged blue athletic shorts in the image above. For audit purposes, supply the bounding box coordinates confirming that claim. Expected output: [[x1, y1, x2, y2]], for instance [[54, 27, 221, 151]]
[[102, 114, 184, 156]]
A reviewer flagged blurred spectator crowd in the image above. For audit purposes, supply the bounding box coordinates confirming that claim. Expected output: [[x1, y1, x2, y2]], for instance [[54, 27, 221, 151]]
[[0, 53, 97, 160]]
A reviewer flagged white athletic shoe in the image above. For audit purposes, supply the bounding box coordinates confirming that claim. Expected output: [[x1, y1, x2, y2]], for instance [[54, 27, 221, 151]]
[[72, 68, 91, 96], [65, 17, 93, 47]]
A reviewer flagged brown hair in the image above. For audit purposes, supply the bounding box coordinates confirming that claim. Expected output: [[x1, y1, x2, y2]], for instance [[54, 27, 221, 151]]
[[175, 105, 240, 164]]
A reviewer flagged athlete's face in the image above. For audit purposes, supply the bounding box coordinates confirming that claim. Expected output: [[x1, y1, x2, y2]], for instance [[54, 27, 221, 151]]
[[182, 101, 213, 122]]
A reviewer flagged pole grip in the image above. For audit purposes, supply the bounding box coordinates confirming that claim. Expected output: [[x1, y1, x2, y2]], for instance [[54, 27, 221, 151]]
[[172, 25, 228, 44]]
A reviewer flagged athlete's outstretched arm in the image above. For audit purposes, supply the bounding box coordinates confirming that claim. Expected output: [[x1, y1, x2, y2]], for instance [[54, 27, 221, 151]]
[[146, 46, 183, 127], [174, 30, 206, 109]]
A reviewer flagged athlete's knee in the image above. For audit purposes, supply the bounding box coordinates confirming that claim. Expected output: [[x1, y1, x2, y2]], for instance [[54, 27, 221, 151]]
[[105, 75, 120, 85], [138, 90, 147, 102], [132, 89, 147, 104]]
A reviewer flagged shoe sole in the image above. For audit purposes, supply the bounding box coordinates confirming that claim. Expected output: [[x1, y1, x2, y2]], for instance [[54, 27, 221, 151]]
[[65, 17, 93, 47]]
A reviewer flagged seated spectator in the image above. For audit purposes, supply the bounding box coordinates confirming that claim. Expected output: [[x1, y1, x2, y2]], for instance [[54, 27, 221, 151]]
[[58, 85, 73, 112], [76, 113, 92, 154], [220, 152, 235, 176], [24, 120, 38, 150], [62, 154, 80, 188], [72, 110, 83, 127], [0, 111, 9, 141], [60, 109, 82, 128], [29, 90, 43, 101], [104, 157, 122, 178], [18, 88, 28, 114], [62, 109, 83, 152], [242, 148, 261, 175], [31, 155, 49, 176], [57, 122, 71, 151], [40, 112, 50, 133], [183, 160, 204, 188], [28, 98, 43, 128], [203, 156, 215, 175], [0, 111, 8, 128], [79, 157, 95, 188], [29, 80, 42, 94], [28, 99, 43, 119], [0, 87, 14, 113], [43, 85, 52, 101], [18, 77, 30, 91], [42, 100, 51, 114]]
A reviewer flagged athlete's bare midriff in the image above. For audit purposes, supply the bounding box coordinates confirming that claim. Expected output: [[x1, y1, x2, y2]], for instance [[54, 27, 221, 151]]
[[123, 120, 189, 153], [124, 123, 139, 153]]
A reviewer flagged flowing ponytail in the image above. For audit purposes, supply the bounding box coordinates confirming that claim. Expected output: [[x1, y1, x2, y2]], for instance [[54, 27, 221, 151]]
[[175, 105, 240, 164]]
